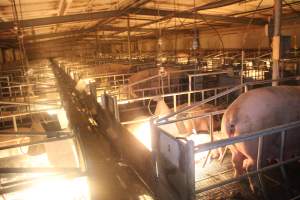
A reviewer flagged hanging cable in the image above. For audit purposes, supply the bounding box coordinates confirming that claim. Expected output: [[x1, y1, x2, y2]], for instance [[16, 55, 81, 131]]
[[11, 0, 32, 119], [155, 0, 163, 68], [240, 0, 264, 85], [188, 0, 225, 53], [173, 0, 177, 58], [196, 13, 225, 54], [192, 0, 199, 68], [241, 0, 264, 50]]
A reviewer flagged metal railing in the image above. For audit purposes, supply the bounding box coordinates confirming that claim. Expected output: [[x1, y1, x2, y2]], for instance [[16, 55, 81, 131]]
[[158, 76, 300, 123], [194, 120, 300, 199], [153, 76, 300, 200], [117, 85, 232, 116], [0, 61, 87, 198]]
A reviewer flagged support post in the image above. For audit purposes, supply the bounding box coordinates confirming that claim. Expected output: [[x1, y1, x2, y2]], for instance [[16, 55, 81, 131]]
[[186, 140, 195, 200], [241, 50, 244, 85], [272, 0, 281, 86], [188, 76, 191, 106], [95, 28, 99, 61], [173, 95, 177, 112], [257, 136, 269, 199], [127, 15, 132, 66], [13, 116, 18, 132]]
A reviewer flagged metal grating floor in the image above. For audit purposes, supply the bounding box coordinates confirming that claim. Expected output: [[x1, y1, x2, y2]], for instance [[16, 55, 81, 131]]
[[195, 153, 259, 200]]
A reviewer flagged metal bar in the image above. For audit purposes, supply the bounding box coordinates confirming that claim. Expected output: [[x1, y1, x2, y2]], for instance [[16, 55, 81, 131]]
[[188, 70, 229, 78], [279, 130, 292, 197], [159, 109, 226, 126], [186, 140, 196, 200], [158, 84, 242, 123], [173, 95, 177, 112], [168, 74, 171, 92], [132, 8, 267, 25], [127, 15, 132, 66], [0, 135, 74, 151], [157, 76, 300, 123], [195, 155, 300, 194], [127, 74, 160, 87], [0, 100, 60, 106], [0, 131, 70, 136], [214, 89, 217, 105], [188, 76, 191, 106], [202, 114, 214, 168], [0, 108, 61, 119], [0, 171, 85, 195], [244, 85, 248, 93], [118, 85, 232, 104], [195, 120, 300, 153], [12, 116, 17, 132], [121, 117, 152, 125], [0, 167, 81, 174], [280, 130, 286, 162], [0, 10, 122, 29], [241, 50, 244, 84], [256, 136, 269, 199]]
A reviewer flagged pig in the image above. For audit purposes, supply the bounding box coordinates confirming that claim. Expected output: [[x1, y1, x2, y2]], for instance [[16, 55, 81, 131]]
[[124, 67, 182, 98], [90, 63, 132, 74], [75, 79, 90, 94], [153, 99, 223, 137], [156, 99, 224, 160], [153, 98, 181, 136], [221, 86, 300, 192], [124, 98, 177, 150], [175, 103, 224, 160], [176, 103, 223, 135]]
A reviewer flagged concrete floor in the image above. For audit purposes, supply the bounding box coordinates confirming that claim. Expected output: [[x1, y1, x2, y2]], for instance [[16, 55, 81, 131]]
[[52, 64, 153, 200]]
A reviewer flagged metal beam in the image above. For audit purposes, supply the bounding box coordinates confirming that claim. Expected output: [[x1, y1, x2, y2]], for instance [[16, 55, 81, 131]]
[[25, 36, 126, 48], [54, 0, 73, 33], [131, 8, 267, 25], [0, 7, 267, 31], [24, 26, 157, 41], [57, 0, 73, 16], [192, 0, 247, 11], [0, 10, 121, 29], [25, 29, 89, 41], [93, 0, 152, 27]]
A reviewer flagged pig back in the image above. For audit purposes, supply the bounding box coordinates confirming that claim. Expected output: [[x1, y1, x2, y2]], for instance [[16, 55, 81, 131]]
[[221, 86, 300, 161], [177, 103, 222, 135], [222, 86, 300, 137]]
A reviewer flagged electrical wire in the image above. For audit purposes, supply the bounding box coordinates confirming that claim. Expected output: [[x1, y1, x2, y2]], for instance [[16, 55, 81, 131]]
[[195, 12, 225, 53], [241, 0, 264, 50], [240, 0, 264, 84]]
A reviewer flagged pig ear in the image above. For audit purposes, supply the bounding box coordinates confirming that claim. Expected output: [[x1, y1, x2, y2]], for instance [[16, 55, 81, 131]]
[[153, 96, 162, 102]]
